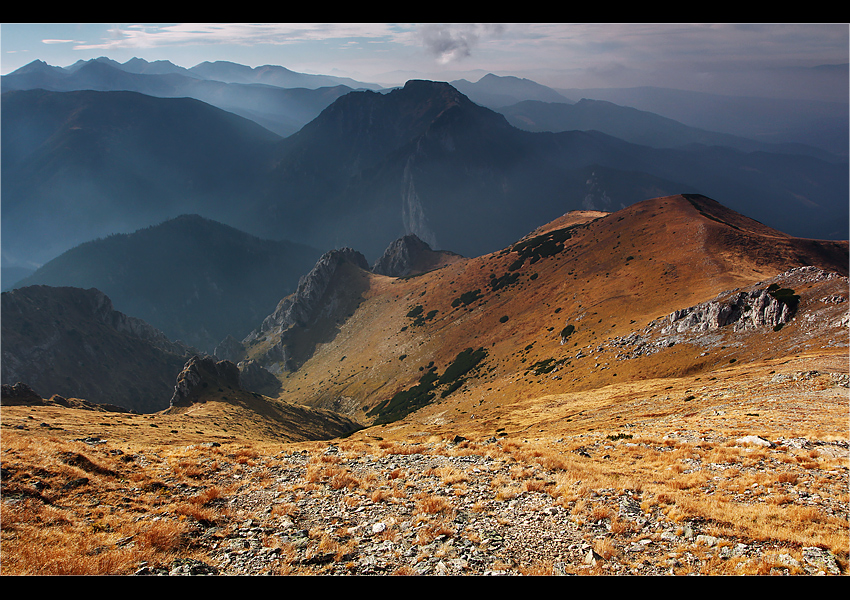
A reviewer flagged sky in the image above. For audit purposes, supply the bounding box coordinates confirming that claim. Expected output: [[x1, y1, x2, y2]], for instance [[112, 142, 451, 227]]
[[1, 23, 848, 102]]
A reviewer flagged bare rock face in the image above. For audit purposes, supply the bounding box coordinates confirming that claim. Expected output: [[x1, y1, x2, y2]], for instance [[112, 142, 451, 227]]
[[663, 287, 795, 335], [371, 234, 433, 277], [170, 355, 241, 408], [242, 248, 369, 372], [247, 248, 368, 337]]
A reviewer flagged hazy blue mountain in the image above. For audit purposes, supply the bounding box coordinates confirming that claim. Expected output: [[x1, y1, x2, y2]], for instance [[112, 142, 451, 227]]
[[187, 59, 383, 91], [11, 215, 322, 353], [3, 80, 847, 277], [246, 79, 847, 257], [1, 59, 356, 137], [1, 88, 282, 268], [1, 266, 35, 291], [450, 73, 574, 108], [557, 85, 849, 157], [109, 57, 201, 77], [497, 98, 843, 163]]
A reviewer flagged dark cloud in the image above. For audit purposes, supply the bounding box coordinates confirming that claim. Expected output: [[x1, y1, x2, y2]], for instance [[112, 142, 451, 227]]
[[417, 24, 504, 63]]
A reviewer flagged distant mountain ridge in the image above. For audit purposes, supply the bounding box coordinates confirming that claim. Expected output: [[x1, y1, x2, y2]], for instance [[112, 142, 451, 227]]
[[2, 88, 282, 267], [449, 73, 574, 108], [3, 77, 847, 277], [497, 98, 843, 163], [1, 57, 366, 137], [555, 85, 849, 157]]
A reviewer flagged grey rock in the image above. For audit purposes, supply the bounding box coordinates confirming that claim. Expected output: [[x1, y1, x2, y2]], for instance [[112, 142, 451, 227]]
[[170, 355, 241, 407], [371, 234, 432, 277], [243, 248, 369, 371], [237, 359, 282, 397], [802, 546, 841, 575], [214, 335, 246, 363]]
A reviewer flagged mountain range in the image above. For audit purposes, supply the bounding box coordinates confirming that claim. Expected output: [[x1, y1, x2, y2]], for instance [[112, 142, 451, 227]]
[[3, 69, 847, 280], [1, 57, 379, 137]]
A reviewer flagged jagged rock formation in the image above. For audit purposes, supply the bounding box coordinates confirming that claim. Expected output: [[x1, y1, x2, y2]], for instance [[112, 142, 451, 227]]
[[372, 234, 433, 277], [1, 285, 197, 412], [247, 248, 368, 335], [170, 355, 242, 408], [599, 266, 848, 362], [661, 288, 795, 335], [242, 248, 370, 372], [371, 233, 461, 278]]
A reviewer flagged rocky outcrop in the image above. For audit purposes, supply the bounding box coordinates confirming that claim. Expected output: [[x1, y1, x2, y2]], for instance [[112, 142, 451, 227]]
[[662, 287, 795, 335], [246, 248, 368, 338], [597, 266, 847, 362], [242, 248, 369, 372], [215, 334, 246, 363], [170, 355, 241, 408], [371, 234, 433, 277]]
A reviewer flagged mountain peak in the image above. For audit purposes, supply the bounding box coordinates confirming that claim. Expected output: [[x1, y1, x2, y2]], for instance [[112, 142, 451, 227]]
[[371, 234, 463, 277]]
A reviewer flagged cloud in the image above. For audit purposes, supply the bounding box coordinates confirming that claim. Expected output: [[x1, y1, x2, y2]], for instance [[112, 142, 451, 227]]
[[416, 24, 504, 64], [71, 23, 403, 51]]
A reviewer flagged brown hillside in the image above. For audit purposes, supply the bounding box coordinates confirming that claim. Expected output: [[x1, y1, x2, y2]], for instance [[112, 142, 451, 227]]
[[261, 194, 847, 427]]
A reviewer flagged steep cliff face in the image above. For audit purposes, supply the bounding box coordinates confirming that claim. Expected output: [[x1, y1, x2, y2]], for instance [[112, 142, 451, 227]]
[[242, 248, 370, 372], [1, 285, 196, 412]]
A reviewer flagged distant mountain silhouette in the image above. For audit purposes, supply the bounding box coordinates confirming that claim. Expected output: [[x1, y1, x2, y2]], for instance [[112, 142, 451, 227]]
[[186, 59, 382, 90], [1, 58, 362, 137], [253, 79, 847, 257], [449, 73, 574, 108], [497, 98, 842, 163], [1, 88, 281, 267], [12, 215, 322, 353], [556, 85, 849, 157]]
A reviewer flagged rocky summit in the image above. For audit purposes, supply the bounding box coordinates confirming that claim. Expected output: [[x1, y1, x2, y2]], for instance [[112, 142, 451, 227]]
[[170, 355, 242, 408]]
